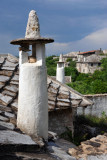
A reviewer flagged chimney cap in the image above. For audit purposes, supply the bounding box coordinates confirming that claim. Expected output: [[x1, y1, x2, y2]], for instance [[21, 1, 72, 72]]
[[10, 10, 54, 45], [10, 37, 54, 45]]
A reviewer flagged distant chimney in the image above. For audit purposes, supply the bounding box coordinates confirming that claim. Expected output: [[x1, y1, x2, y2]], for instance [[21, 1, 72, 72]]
[[59, 53, 63, 62], [56, 54, 65, 83], [10, 10, 54, 139]]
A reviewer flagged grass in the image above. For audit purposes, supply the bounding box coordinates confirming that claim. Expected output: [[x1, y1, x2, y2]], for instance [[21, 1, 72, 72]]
[[77, 113, 107, 128], [60, 113, 107, 146]]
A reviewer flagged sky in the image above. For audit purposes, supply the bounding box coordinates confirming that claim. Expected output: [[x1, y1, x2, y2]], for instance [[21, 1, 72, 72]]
[[0, 0, 107, 56]]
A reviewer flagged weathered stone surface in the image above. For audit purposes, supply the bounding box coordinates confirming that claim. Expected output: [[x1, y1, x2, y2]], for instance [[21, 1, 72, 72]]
[[0, 75, 10, 82], [48, 87, 58, 94], [47, 78, 52, 85], [4, 85, 18, 93], [11, 101, 18, 111], [0, 130, 36, 144], [57, 98, 70, 103], [0, 93, 13, 105], [0, 70, 13, 77], [25, 10, 40, 38], [2, 90, 16, 97], [7, 54, 18, 63], [58, 93, 69, 99], [0, 130, 41, 153], [9, 117, 16, 125], [4, 112, 15, 118], [48, 100, 55, 106], [68, 134, 107, 160], [48, 94, 56, 101], [10, 80, 19, 85], [55, 138, 76, 152], [0, 121, 15, 130], [3, 60, 18, 67], [0, 84, 4, 89], [57, 101, 70, 107], [86, 154, 107, 160], [48, 141, 76, 160], [49, 108, 73, 135], [0, 115, 9, 122], [72, 99, 81, 107], [0, 105, 12, 112], [71, 93, 82, 100], [50, 82, 59, 90], [0, 57, 5, 64], [48, 105, 55, 111], [11, 74, 19, 81], [59, 89, 70, 96], [1, 66, 15, 71]]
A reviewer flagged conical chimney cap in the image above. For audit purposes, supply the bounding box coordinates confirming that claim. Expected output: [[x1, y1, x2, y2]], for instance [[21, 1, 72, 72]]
[[10, 10, 54, 45], [25, 10, 40, 38]]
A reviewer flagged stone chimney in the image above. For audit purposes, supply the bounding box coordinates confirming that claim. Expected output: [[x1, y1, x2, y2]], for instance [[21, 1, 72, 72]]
[[10, 10, 54, 139], [56, 54, 65, 83]]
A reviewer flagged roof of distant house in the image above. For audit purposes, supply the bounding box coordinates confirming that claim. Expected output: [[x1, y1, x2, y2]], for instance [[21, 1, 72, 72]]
[[63, 52, 79, 58], [78, 50, 98, 55], [77, 54, 103, 63]]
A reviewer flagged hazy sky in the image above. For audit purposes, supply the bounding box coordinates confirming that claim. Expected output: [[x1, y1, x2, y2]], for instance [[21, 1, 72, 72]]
[[0, 0, 107, 56]]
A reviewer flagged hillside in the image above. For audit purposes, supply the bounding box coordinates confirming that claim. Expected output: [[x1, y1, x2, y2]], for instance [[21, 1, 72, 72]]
[[46, 56, 107, 94]]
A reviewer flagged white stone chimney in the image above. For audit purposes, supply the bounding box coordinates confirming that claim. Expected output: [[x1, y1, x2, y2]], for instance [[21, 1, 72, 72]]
[[56, 54, 65, 83], [10, 10, 54, 139]]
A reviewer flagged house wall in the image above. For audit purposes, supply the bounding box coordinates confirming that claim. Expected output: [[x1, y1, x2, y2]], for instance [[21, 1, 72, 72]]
[[88, 64, 101, 74], [76, 63, 89, 73], [76, 63, 101, 74], [77, 94, 107, 117], [103, 49, 107, 54], [49, 108, 75, 135]]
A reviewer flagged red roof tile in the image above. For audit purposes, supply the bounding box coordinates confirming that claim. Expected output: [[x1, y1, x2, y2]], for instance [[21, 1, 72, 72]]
[[79, 50, 97, 55]]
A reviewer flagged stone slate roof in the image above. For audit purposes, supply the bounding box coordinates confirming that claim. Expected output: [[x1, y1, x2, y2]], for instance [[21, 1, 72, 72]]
[[0, 54, 92, 113], [84, 54, 101, 63], [48, 76, 93, 111], [0, 54, 92, 129], [0, 54, 93, 158], [78, 50, 97, 55], [63, 51, 79, 58]]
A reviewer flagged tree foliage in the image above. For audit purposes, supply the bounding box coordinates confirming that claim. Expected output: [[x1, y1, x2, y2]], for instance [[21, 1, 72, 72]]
[[46, 56, 58, 76], [68, 57, 107, 94], [46, 56, 107, 94]]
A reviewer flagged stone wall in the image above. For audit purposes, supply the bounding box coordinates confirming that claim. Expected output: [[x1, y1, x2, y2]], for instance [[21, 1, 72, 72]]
[[77, 94, 107, 117], [76, 62, 101, 74], [68, 133, 107, 160], [49, 108, 74, 135]]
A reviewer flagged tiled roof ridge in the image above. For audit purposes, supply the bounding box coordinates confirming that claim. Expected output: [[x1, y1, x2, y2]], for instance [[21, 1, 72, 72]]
[[79, 50, 98, 55], [8, 53, 19, 61], [48, 75, 93, 106]]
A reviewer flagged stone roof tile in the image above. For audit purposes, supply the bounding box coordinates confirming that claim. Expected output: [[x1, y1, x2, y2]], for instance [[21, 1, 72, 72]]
[[68, 134, 107, 159], [0, 54, 93, 130]]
